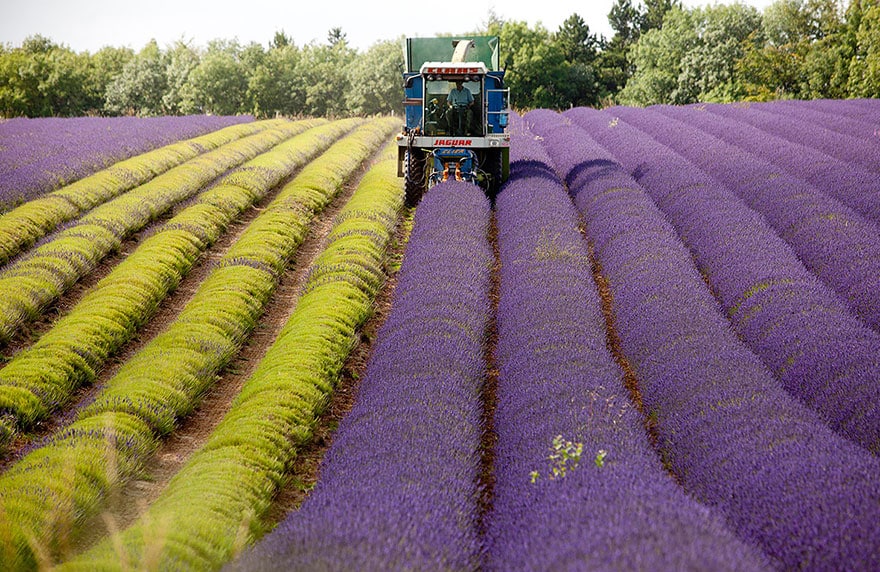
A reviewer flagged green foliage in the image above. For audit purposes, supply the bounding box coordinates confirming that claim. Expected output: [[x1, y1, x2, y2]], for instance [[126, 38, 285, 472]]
[[620, 4, 763, 104], [2, 4, 880, 115], [848, 0, 880, 96], [54, 119, 401, 571], [179, 42, 250, 115], [0, 36, 97, 117], [0, 119, 315, 345], [104, 40, 168, 116], [0, 120, 274, 267], [345, 40, 405, 116], [248, 44, 304, 117], [0, 118, 372, 570], [530, 435, 586, 483]]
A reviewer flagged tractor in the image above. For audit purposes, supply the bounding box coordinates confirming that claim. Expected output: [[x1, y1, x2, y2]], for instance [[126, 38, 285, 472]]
[[396, 36, 511, 207]]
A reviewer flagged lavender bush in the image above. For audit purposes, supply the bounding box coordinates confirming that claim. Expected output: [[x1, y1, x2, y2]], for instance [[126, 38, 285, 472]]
[[697, 102, 880, 174], [651, 104, 880, 227], [484, 120, 771, 571], [787, 98, 880, 126], [0, 115, 253, 208], [585, 105, 880, 335], [229, 180, 492, 571], [530, 113, 880, 570], [752, 100, 880, 145], [553, 107, 880, 454], [0, 119, 388, 570]]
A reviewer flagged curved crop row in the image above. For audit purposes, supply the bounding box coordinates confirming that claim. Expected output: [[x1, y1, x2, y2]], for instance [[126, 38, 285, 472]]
[[230, 180, 492, 572], [62, 140, 402, 572], [553, 107, 880, 453], [535, 118, 880, 569], [755, 100, 880, 143], [0, 115, 254, 207], [705, 102, 880, 172], [0, 119, 279, 268], [654, 104, 880, 227], [790, 97, 880, 126], [597, 105, 880, 335], [0, 117, 397, 571], [485, 121, 771, 571], [0, 118, 363, 442], [0, 119, 322, 345]]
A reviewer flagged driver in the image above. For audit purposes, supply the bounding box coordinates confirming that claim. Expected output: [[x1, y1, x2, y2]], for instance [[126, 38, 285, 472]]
[[447, 80, 473, 108], [446, 80, 474, 135]]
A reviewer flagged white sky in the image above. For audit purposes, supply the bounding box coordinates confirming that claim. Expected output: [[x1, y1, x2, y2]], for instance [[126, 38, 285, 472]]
[[2, 0, 778, 53]]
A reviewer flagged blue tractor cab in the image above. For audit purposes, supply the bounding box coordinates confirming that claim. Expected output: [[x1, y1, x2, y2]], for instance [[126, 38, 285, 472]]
[[397, 36, 511, 206]]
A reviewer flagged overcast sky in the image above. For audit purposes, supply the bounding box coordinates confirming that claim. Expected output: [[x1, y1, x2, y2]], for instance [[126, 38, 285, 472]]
[[2, 0, 778, 53]]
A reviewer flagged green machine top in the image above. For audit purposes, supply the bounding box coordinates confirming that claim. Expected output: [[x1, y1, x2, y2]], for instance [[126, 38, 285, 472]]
[[402, 36, 501, 72]]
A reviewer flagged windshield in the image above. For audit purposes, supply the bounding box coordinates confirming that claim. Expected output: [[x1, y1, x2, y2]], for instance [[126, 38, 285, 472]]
[[423, 79, 483, 137]]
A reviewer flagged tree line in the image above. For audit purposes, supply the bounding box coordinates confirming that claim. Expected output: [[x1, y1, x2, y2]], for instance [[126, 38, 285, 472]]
[[1, 0, 878, 118]]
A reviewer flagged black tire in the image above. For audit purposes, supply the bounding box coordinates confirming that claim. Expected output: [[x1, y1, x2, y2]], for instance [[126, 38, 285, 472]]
[[404, 149, 427, 208], [483, 149, 503, 201]]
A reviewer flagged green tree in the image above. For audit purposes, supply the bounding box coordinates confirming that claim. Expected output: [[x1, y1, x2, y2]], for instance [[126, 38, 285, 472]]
[[297, 40, 355, 117], [344, 39, 403, 116], [179, 40, 249, 115], [640, 0, 682, 32], [328, 27, 347, 47], [0, 35, 96, 117], [104, 39, 168, 115], [848, 0, 880, 96], [162, 41, 200, 114], [271, 30, 293, 49], [679, 3, 763, 101], [491, 20, 558, 109], [620, 4, 761, 105], [248, 43, 304, 117], [599, 0, 642, 97], [84, 46, 134, 112], [738, 0, 846, 99], [553, 14, 602, 107]]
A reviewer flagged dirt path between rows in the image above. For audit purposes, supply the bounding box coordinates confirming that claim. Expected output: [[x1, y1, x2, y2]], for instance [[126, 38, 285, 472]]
[[477, 211, 500, 541], [78, 150, 407, 552]]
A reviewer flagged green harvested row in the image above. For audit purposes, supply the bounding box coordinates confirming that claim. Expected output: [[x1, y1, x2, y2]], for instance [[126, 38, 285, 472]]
[[0, 120, 283, 269], [0, 119, 322, 345], [0, 119, 364, 437], [0, 118, 399, 571], [60, 147, 404, 571]]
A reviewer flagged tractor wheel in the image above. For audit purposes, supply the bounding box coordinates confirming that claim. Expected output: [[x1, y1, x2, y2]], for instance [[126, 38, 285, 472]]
[[404, 149, 427, 208], [483, 149, 503, 201]]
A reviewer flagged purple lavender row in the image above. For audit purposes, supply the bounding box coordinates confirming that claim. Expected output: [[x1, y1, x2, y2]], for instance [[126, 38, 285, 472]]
[[229, 180, 492, 571], [751, 100, 880, 144], [651, 104, 880, 227], [783, 98, 880, 127], [530, 113, 880, 570], [554, 106, 880, 454], [0, 115, 253, 207], [696, 102, 880, 174], [601, 104, 880, 334], [485, 119, 772, 571]]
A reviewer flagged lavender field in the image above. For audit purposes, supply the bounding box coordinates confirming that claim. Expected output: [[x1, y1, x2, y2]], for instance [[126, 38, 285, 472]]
[[0, 115, 254, 210], [0, 100, 878, 571]]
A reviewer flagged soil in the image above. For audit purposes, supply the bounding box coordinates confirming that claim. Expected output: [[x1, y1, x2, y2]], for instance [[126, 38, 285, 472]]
[[478, 211, 500, 538]]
